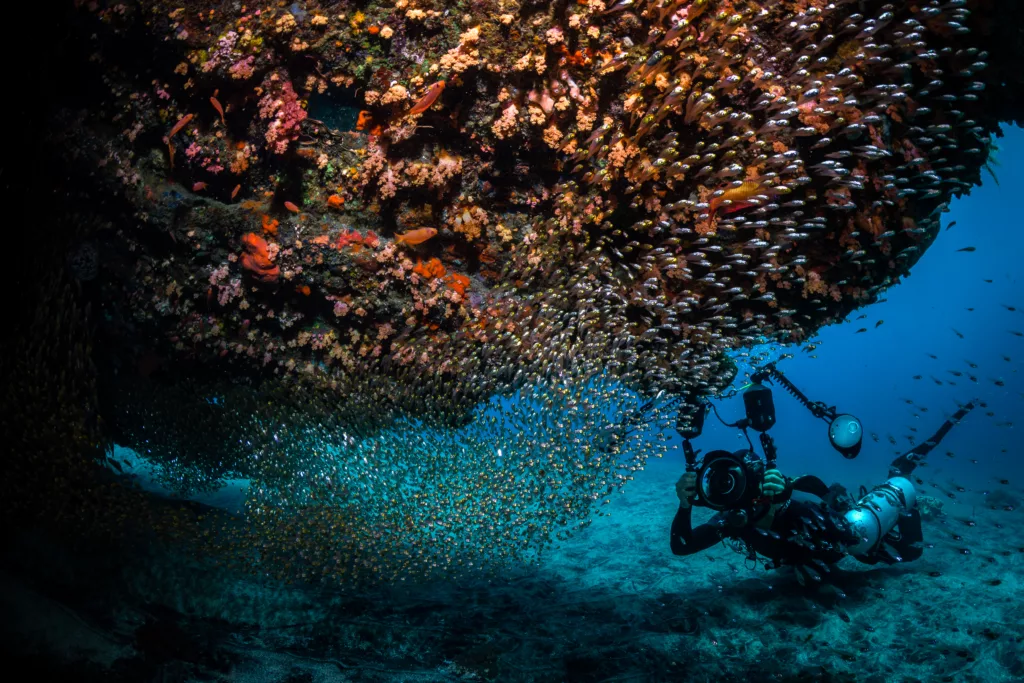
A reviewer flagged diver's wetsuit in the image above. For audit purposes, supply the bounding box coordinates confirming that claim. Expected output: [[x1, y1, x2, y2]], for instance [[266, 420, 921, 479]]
[[670, 401, 976, 573], [670, 489, 856, 571]]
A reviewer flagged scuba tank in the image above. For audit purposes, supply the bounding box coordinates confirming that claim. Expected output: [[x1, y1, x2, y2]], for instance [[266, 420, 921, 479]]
[[843, 477, 922, 563]]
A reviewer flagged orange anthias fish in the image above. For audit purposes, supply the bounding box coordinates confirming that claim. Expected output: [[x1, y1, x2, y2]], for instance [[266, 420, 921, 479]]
[[408, 81, 445, 116], [709, 179, 763, 214], [168, 113, 194, 138], [284, 201, 301, 213], [210, 91, 226, 126], [164, 113, 194, 170], [394, 227, 438, 246]]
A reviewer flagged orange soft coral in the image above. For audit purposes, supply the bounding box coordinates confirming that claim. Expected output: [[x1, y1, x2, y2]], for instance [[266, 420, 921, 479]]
[[413, 258, 447, 280], [336, 229, 364, 250], [355, 110, 373, 131], [446, 273, 470, 296], [262, 214, 280, 235], [240, 232, 280, 282]]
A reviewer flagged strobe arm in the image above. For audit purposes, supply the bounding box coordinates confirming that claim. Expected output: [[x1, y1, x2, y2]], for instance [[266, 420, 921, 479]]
[[753, 363, 838, 423]]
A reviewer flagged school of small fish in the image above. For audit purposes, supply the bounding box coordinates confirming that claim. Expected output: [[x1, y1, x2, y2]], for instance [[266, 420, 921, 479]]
[[5, 0, 1021, 586]]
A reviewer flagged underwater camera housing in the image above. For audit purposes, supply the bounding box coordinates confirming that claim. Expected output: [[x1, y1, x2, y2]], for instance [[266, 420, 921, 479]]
[[680, 363, 865, 513], [694, 449, 766, 512]]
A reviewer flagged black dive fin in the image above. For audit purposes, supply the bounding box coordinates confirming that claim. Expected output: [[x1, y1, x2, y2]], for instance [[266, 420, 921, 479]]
[[889, 402, 976, 477], [854, 546, 902, 565]]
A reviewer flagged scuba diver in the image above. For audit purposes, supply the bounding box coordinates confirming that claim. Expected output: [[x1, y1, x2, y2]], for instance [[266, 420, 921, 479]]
[[667, 363, 975, 586]]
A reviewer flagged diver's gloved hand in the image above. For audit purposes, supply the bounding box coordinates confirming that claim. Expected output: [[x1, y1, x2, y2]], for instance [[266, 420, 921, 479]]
[[761, 469, 786, 498], [676, 472, 697, 508]]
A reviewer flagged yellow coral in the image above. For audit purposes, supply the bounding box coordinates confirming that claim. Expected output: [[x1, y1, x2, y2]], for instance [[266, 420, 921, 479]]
[[543, 125, 562, 148], [450, 205, 487, 240], [275, 13, 297, 33], [528, 105, 546, 126], [576, 101, 597, 131], [439, 47, 480, 73], [381, 84, 410, 105], [492, 104, 518, 139]]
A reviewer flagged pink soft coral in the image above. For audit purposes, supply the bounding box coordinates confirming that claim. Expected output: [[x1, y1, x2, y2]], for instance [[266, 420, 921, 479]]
[[258, 71, 307, 154]]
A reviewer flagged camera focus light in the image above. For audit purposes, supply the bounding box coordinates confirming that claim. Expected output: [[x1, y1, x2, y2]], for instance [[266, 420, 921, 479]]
[[828, 414, 863, 458]]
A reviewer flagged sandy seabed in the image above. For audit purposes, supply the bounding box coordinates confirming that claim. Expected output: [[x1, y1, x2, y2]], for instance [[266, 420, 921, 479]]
[[1, 459, 1021, 683]]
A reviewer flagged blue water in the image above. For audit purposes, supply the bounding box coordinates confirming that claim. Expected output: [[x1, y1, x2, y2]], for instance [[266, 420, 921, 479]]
[[651, 124, 1024, 500]]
